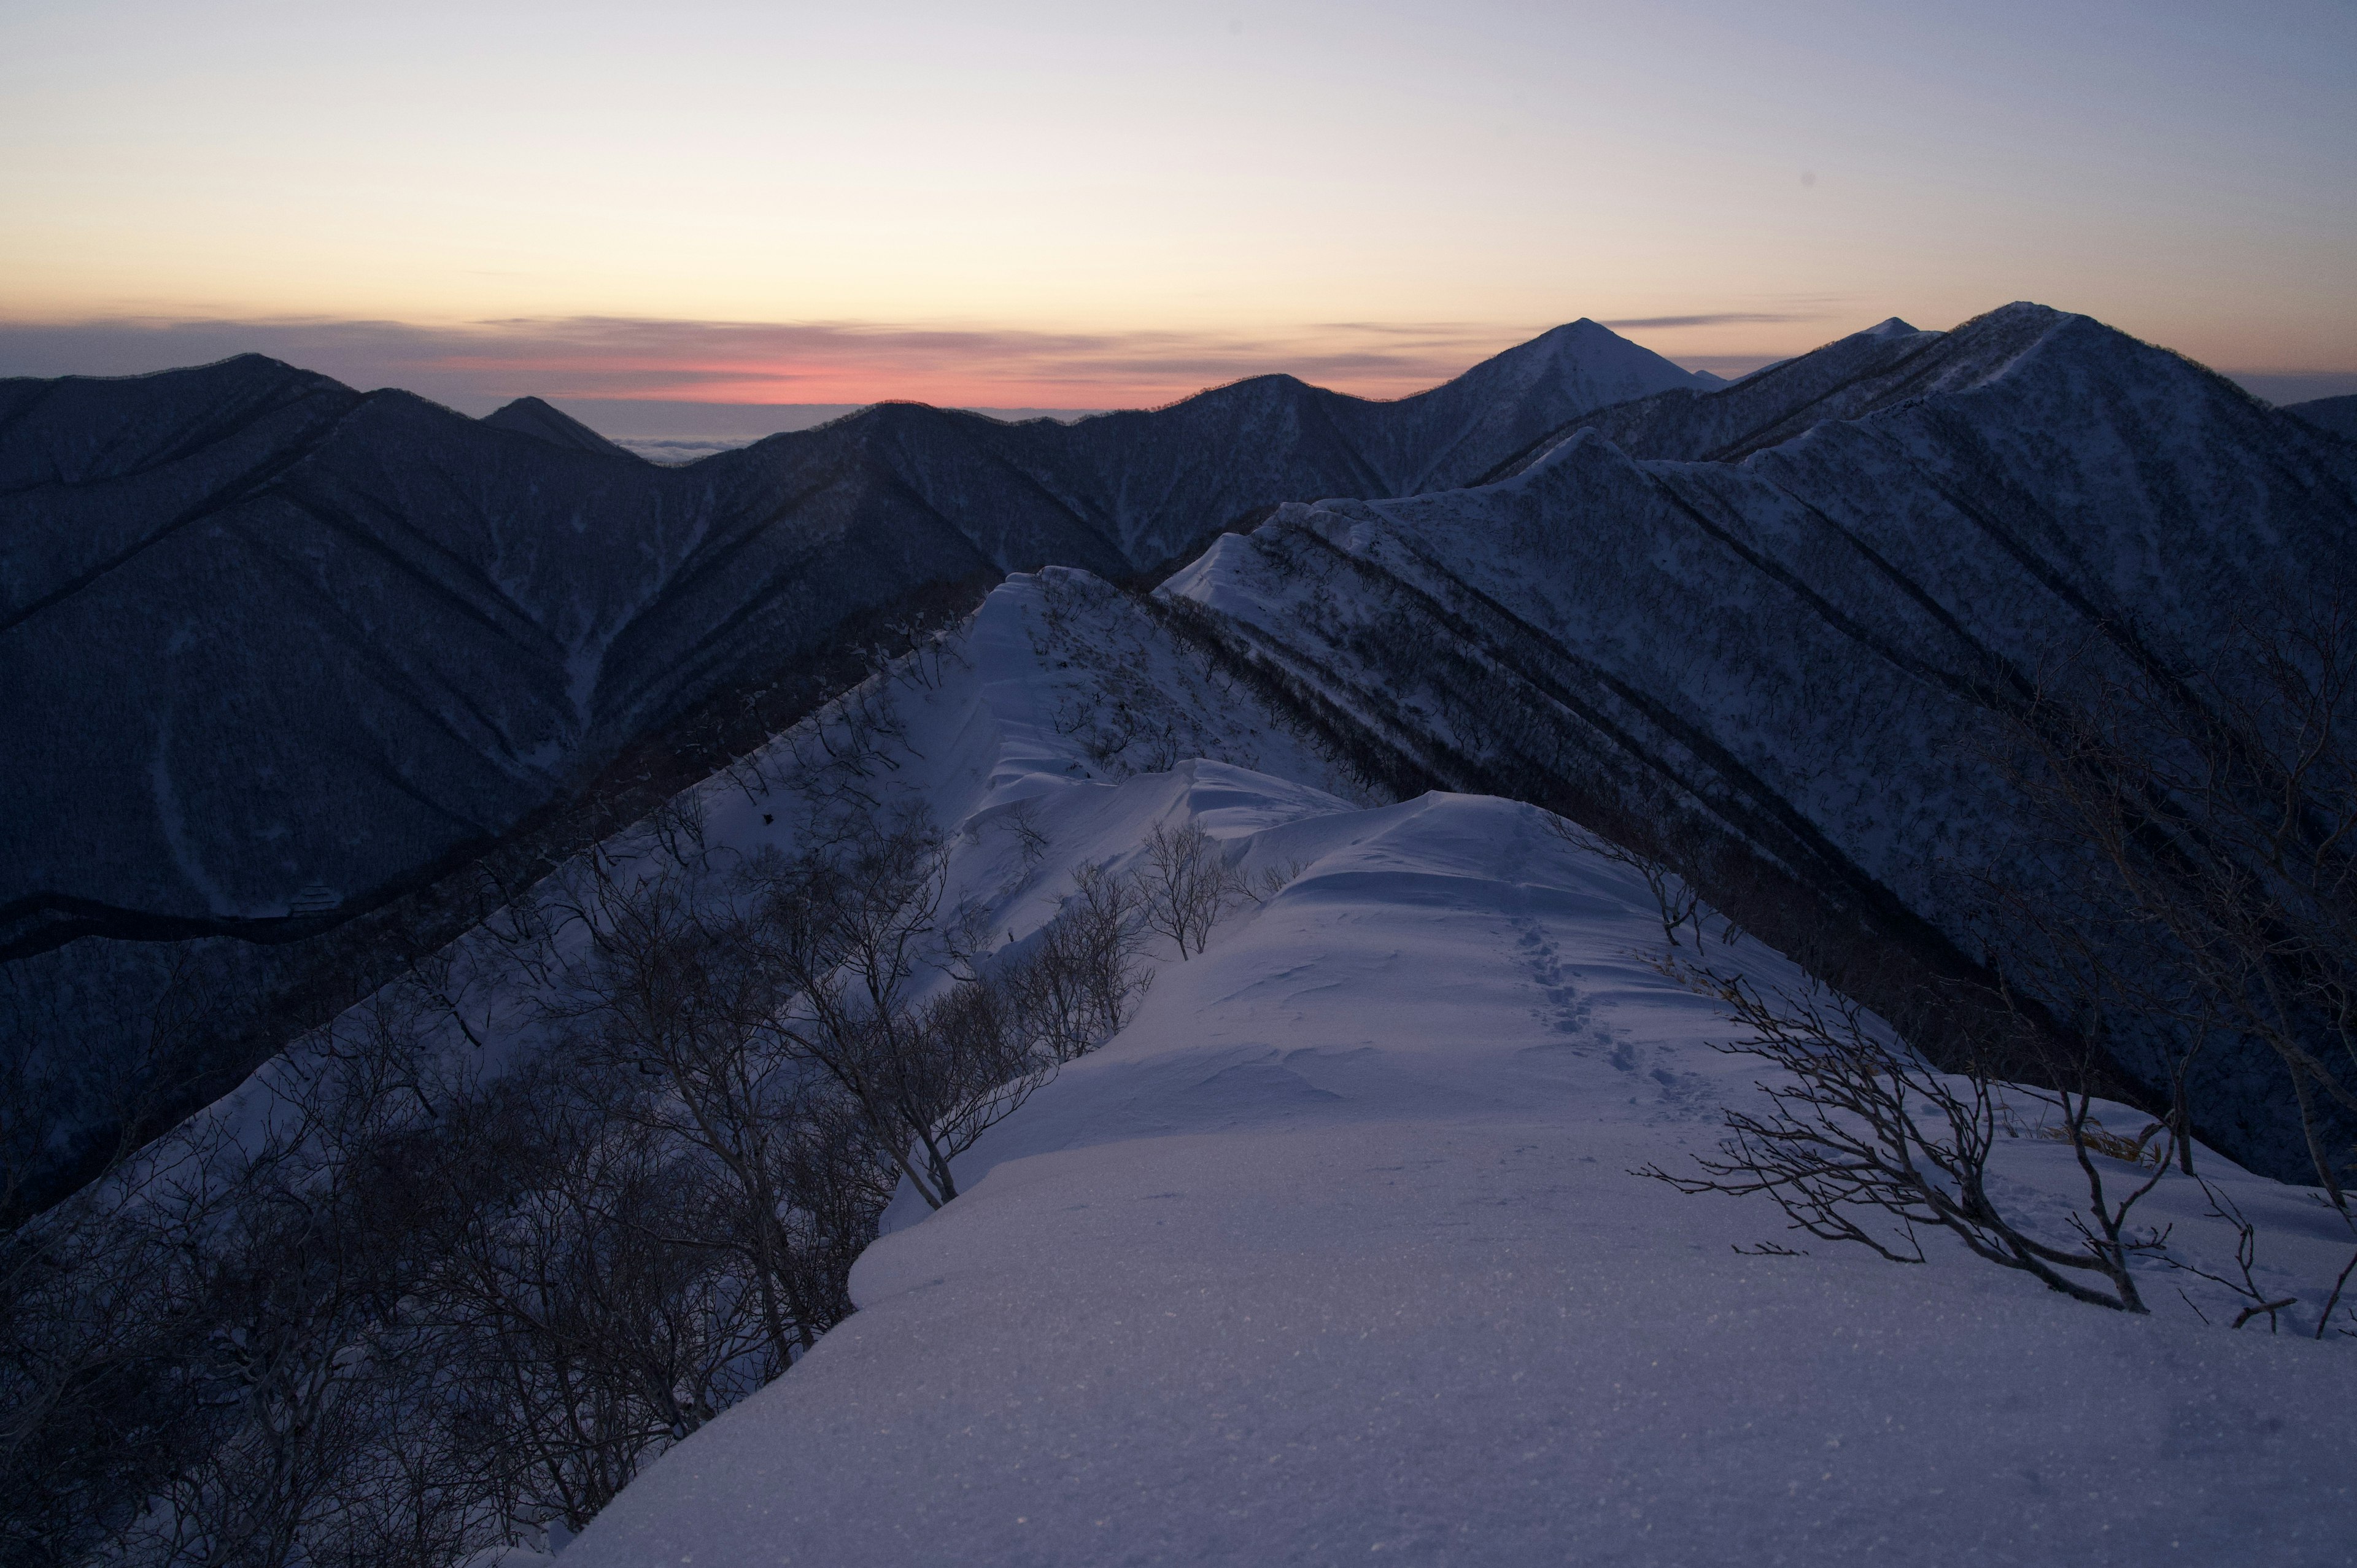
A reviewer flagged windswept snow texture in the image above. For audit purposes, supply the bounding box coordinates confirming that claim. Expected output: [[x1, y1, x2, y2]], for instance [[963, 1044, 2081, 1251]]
[[1161, 303, 2357, 1179], [565, 571, 2356, 1568], [0, 323, 1699, 928]]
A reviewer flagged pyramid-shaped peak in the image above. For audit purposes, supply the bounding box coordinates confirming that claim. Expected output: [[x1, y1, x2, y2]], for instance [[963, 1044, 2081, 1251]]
[[481, 396, 635, 458], [1457, 319, 1710, 393], [1529, 319, 1635, 349]]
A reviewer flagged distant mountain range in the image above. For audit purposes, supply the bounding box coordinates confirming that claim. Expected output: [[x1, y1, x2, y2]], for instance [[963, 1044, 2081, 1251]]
[[0, 320, 1705, 936], [1163, 303, 2357, 1172], [7, 303, 2355, 1207]]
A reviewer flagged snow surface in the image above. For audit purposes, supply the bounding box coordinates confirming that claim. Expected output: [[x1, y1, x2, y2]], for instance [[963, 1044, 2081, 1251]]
[[551, 570, 2357, 1568]]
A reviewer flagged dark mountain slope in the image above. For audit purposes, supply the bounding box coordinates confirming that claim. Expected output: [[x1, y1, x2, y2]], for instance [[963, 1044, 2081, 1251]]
[[978, 319, 1704, 566], [1167, 303, 2357, 1178], [2286, 393, 2357, 442]]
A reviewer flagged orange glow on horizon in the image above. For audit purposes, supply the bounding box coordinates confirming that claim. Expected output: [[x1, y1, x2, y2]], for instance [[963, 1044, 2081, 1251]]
[[3, 4, 2350, 404], [366, 315, 1692, 409]]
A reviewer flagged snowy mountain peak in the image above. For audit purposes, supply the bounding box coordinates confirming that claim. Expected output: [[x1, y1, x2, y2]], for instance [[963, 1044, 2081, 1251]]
[[1458, 316, 1711, 392]]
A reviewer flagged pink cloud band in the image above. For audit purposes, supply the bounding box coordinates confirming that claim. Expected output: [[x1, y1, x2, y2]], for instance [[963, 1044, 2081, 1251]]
[[0, 314, 1604, 412]]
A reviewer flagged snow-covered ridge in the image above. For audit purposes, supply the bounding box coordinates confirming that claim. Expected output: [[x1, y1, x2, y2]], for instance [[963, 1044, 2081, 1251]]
[[68, 557, 2348, 1566], [0, 318, 1695, 927], [546, 568, 2354, 1567]]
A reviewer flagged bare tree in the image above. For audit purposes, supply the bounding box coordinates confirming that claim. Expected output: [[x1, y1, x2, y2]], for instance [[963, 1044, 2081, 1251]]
[[414, 1061, 767, 1539], [742, 810, 1158, 1208], [1006, 863, 1152, 1063], [740, 812, 964, 1208], [1, 845, 867, 1567], [87, 981, 487, 1568], [548, 848, 831, 1370], [1137, 821, 1248, 960], [2, 733, 1163, 1559], [1003, 797, 1050, 871]]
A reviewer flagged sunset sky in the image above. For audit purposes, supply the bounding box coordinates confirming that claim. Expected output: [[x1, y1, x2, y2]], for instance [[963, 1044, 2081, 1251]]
[[2, 0, 2351, 417]]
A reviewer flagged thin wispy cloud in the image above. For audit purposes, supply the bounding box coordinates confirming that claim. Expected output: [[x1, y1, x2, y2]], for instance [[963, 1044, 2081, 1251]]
[[1598, 312, 1825, 330]]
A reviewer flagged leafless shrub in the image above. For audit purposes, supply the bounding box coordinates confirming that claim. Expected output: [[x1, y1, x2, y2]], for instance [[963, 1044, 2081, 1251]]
[[546, 848, 873, 1370], [6, 714, 1164, 1559], [727, 677, 913, 818], [2140, 1167, 2357, 1337], [888, 615, 970, 692], [1544, 815, 1710, 948], [740, 811, 1050, 1208], [18, 984, 497, 1568], [1638, 961, 2170, 1313], [1004, 797, 1050, 870], [3, 818, 910, 1562], [412, 1061, 772, 1538], [1242, 857, 1310, 905]]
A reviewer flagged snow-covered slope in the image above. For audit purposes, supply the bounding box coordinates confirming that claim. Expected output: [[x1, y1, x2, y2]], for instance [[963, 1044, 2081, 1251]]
[[45, 559, 2340, 1566], [551, 568, 2355, 1568]]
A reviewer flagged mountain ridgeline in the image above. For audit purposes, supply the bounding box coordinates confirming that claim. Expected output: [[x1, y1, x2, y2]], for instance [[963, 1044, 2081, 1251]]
[[0, 319, 1701, 932], [1164, 304, 2357, 1175], [4, 303, 2356, 1207], [0, 321, 1705, 1208]]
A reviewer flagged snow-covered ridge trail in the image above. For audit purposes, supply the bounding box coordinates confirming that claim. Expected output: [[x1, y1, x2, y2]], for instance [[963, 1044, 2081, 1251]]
[[560, 577, 2355, 1567]]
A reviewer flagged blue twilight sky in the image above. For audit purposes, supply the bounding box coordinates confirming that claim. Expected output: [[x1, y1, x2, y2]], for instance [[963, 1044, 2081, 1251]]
[[1, 0, 2351, 411]]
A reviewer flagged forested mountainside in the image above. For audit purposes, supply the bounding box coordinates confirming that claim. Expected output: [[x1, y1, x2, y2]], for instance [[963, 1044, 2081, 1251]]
[[1161, 303, 2357, 1179], [2287, 393, 2357, 442]]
